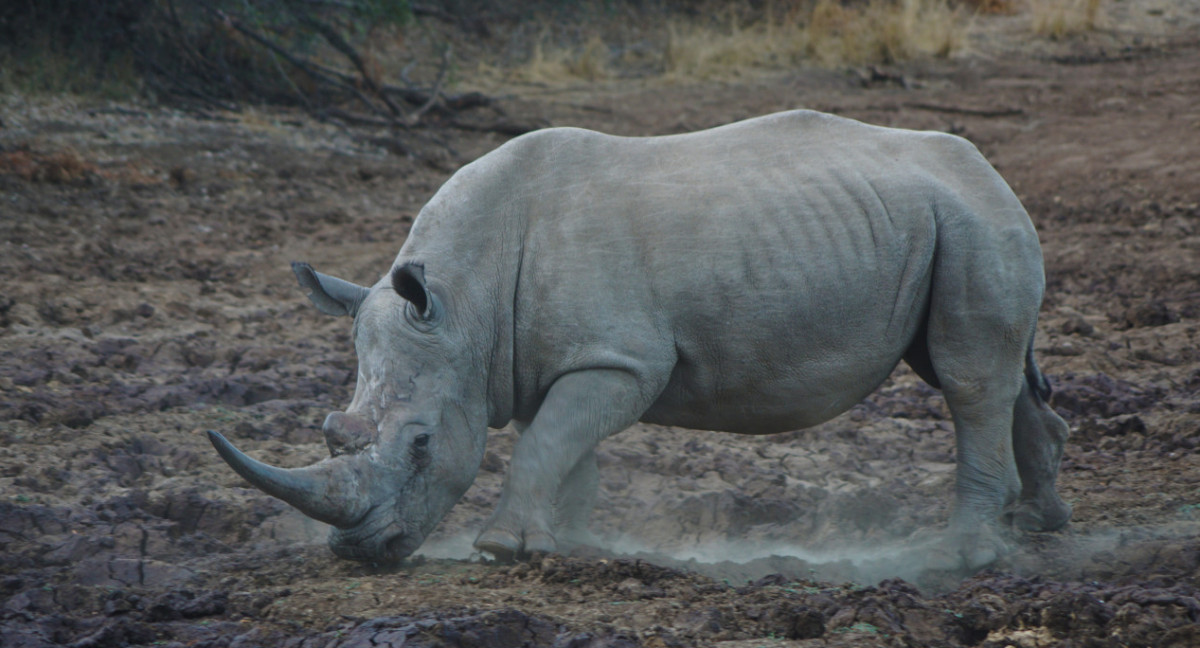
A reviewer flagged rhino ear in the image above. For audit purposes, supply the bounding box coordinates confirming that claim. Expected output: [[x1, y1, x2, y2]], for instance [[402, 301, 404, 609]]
[[391, 263, 438, 321], [292, 262, 370, 317]]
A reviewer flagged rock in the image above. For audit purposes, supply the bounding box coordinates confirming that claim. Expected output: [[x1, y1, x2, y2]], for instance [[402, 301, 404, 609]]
[[1121, 300, 1177, 329], [1061, 312, 1095, 336]]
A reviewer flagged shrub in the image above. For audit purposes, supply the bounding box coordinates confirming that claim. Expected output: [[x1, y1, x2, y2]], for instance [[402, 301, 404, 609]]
[[0, 0, 417, 103], [662, 0, 967, 79], [1031, 0, 1106, 38]]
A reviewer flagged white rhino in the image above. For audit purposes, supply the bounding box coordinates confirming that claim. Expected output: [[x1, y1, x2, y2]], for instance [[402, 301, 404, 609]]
[[208, 110, 1071, 569]]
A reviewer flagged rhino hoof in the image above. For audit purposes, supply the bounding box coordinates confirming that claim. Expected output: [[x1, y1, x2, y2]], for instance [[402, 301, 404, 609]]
[[475, 528, 521, 561], [523, 530, 557, 555], [914, 526, 1008, 573], [962, 542, 1003, 571], [474, 528, 558, 561], [922, 544, 997, 573], [1008, 497, 1072, 532]]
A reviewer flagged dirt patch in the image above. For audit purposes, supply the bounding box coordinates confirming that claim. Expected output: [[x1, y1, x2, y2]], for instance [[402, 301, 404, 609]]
[[3, 8, 1200, 647]]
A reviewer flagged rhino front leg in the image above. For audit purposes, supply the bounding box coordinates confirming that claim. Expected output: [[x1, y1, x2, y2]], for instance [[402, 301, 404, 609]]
[[476, 369, 652, 560], [553, 450, 600, 549]]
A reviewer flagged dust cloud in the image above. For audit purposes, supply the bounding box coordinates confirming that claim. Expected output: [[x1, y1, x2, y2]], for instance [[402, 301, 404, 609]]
[[416, 524, 968, 587], [417, 519, 1200, 593], [603, 530, 962, 587]]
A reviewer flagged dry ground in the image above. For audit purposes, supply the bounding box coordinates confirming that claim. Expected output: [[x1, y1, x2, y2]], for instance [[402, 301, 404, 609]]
[[2, 5, 1200, 647]]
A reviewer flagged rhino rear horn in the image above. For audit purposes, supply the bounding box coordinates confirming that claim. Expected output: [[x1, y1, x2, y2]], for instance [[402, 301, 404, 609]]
[[292, 262, 370, 317], [207, 430, 370, 528]]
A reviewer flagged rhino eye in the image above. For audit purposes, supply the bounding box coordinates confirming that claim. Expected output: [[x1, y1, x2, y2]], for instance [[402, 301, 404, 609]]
[[410, 433, 431, 467]]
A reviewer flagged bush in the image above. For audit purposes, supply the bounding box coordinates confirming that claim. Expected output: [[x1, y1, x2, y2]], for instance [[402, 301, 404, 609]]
[[0, 0, 417, 103], [0, 0, 151, 95]]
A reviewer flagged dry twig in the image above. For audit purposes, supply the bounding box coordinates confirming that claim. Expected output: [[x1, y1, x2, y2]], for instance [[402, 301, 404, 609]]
[[905, 102, 1025, 118]]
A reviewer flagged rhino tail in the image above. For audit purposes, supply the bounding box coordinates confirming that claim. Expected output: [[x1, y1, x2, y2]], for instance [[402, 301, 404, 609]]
[[1024, 339, 1052, 404]]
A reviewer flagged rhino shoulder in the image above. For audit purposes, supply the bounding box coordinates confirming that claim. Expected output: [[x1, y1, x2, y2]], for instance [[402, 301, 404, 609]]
[[438, 127, 609, 197]]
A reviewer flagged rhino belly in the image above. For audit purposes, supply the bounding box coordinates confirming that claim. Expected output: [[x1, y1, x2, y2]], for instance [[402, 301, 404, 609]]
[[641, 339, 908, 435], [640, 266, 931, 436]]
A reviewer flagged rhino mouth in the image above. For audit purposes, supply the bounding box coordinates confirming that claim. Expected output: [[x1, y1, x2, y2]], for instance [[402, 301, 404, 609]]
[[329, 528, 422, 564], [207, 430, 428, 564], [327, 505, 423, 564]]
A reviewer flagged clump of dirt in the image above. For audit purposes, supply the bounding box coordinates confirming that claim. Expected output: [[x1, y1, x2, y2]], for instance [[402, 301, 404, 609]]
[[3, 9, 1200, 648], [0, 145, 96, 183]]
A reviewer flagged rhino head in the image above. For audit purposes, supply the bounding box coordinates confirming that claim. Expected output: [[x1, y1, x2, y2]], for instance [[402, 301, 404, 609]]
[[208, 261, 489, 563]]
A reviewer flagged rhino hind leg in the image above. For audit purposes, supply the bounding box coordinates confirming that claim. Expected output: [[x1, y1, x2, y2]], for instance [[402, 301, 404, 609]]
[[908, 299, 1069, 536], [919, 213, 1055, 569], [938, 369, 1023, 566], [1007, 376, 1072, 531], [904, 328, 1020, 507], [476, 369, 656, 560]]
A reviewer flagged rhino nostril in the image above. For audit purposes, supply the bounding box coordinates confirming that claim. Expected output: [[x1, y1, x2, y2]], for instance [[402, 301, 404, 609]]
[[323, 412, 375, 456]]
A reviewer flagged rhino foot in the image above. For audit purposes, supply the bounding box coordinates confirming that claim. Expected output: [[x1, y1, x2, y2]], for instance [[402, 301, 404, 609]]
[[522, 530, 557, 555], [474, 528, 520, 561], [1007, 494, 1072, 532], [958, 535, 1006, 571], [912, 525, 1011, 573], [557, 527, 602, 553], [474, 527, 558, 561]]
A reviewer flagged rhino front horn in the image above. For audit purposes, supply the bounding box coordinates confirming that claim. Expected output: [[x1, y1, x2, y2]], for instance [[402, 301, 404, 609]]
[[207, 430, 370, 529]]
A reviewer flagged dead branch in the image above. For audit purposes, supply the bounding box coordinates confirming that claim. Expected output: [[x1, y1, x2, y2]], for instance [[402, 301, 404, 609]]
[[445, 118, 547, 137], [303, 56, 496, 118], [905, 102, 1025, 118], [294, 0, 463, 26], [196, 2, 405, 125], [410, 3, 458, 24], [321, 107, 396, 128], [360, 134, 413, 157], [138, 55, 240, 111], [406, 45, 451, 125], [143, 0, 516, 168], [443, 92, 494, 111], [288, 7, 406, 119]]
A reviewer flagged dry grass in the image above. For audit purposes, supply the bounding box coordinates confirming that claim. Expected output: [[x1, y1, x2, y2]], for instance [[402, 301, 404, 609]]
[[496, 0, 969, 85], [663, 10, 800, 78], [1030, 0, 1107, 38], [496, 33, 614, 84], [0, 147, 96, 184], [799, 0, 967, 67]]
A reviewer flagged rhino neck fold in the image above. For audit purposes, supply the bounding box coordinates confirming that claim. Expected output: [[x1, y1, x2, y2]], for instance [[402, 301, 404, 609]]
[[393, 183, 524, 429]]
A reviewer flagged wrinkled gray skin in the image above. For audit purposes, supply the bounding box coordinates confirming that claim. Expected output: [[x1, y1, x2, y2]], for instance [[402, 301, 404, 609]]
[[209, 110, 1071, 569]]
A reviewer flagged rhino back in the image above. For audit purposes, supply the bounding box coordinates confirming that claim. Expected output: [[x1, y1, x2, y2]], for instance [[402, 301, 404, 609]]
[[412, 111, 1035, 432]]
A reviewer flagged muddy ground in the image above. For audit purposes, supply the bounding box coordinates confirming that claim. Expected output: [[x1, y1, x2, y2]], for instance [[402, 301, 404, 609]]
[[3, 7, 1200, 647]]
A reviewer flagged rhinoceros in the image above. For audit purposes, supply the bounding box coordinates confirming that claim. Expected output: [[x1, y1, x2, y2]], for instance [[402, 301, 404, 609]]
[[208, 109, 1071, 569]]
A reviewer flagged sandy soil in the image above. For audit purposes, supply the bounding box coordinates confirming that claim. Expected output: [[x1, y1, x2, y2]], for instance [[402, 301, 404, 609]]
[[2, 7, 1200, 647]]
